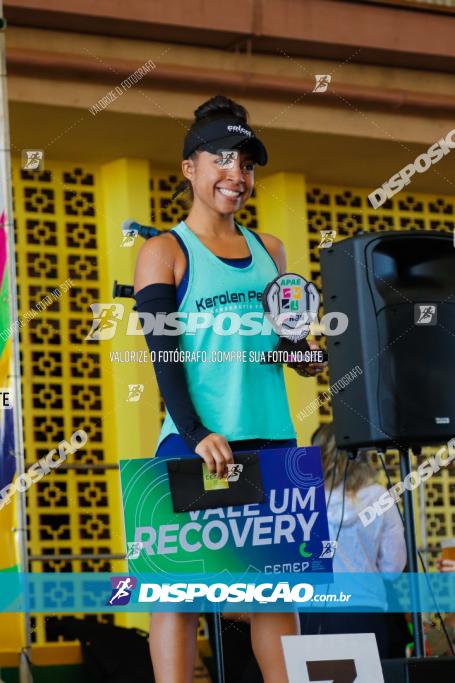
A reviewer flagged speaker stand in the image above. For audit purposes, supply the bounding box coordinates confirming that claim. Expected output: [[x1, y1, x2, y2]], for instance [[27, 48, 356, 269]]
[[212, 609, 226, 683], [399, 449, 425, 658]]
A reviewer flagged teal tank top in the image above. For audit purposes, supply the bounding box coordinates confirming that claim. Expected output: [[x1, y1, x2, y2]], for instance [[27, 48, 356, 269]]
[[157, 221, 296, 448]]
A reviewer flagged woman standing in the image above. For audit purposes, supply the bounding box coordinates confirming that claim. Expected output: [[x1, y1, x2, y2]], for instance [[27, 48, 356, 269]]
[[301, 424, 408, 658], [134, 95, 323, 683]]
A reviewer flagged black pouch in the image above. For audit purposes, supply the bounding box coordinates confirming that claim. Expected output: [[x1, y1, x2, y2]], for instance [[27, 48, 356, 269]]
[[166, 452, 265, 512]]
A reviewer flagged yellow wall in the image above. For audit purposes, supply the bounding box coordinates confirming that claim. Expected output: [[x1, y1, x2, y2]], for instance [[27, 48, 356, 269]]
[[9, 152, 455, 656]]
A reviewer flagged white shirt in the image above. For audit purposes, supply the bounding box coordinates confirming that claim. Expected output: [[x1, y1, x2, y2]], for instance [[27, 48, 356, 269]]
[[325, 482, 407, 607]]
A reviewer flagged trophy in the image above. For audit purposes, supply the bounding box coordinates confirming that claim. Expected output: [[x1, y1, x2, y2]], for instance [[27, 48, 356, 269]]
[[262, 272, 328, 364]]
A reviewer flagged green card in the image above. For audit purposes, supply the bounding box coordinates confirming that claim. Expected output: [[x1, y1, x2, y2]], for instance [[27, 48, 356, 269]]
[[202, 463, 229, 490]]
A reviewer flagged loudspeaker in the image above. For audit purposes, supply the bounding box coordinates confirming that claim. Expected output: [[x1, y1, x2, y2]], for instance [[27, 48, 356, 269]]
[[382, 656, 455, 682], [319, 231, 455, 450]]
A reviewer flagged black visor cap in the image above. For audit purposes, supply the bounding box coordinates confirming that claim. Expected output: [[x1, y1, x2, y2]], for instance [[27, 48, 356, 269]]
[[183, 118, 268, 166]]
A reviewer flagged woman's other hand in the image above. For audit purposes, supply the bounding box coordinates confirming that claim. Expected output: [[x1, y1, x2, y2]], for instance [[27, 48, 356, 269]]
[[287, 341, 327, 377]]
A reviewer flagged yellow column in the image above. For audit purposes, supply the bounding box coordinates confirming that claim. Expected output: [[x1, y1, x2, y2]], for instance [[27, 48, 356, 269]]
[[256, 172, 320, 447], [99, 158, 160, 632], [99, 158, 162, 462]]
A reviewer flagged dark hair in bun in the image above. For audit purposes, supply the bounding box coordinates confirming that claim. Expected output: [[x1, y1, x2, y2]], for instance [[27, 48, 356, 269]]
[[172, 95, 249, 201], [193, 95, 249, 124]]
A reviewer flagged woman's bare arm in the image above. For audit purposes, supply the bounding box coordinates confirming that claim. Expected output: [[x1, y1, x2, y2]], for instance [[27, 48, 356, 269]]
[[134, 233, 179, 292], [259, 233, 286, 273]]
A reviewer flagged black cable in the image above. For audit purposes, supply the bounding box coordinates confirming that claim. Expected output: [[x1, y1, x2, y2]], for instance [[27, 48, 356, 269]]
[[310, 438, 338, 634], [377, 450, 455, 657], [334, 459, 350, 548], [171, 179, 190, 201], [20, 647, 33, 672], [316, 457, 350, 635], [326, 448, 340, 512]]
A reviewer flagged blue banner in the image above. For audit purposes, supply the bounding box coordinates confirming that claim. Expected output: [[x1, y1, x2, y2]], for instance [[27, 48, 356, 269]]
[[120, 446, 333, 575], [1, 572, 454, 613]]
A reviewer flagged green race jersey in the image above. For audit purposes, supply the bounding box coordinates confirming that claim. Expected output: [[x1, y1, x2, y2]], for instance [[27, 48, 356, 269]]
[[157, 221, 296, 449]]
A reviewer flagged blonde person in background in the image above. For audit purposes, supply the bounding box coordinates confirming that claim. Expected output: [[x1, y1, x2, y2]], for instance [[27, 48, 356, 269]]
[[300, 424, 408, 658]]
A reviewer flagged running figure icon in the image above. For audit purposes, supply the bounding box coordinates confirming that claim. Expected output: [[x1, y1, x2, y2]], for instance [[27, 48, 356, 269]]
[[107, 576, 137, 605]]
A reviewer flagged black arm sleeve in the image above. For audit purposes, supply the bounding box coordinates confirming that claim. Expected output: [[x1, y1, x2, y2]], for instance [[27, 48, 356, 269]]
[[134, 283, 211, 450]]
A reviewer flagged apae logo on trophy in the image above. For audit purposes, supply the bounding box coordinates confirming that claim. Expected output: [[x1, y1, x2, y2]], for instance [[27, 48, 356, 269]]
[[262, 272, 327, 363]]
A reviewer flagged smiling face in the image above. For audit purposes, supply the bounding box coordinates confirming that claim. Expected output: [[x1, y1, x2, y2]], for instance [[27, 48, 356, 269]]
[[182, 149, 255, 217]]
